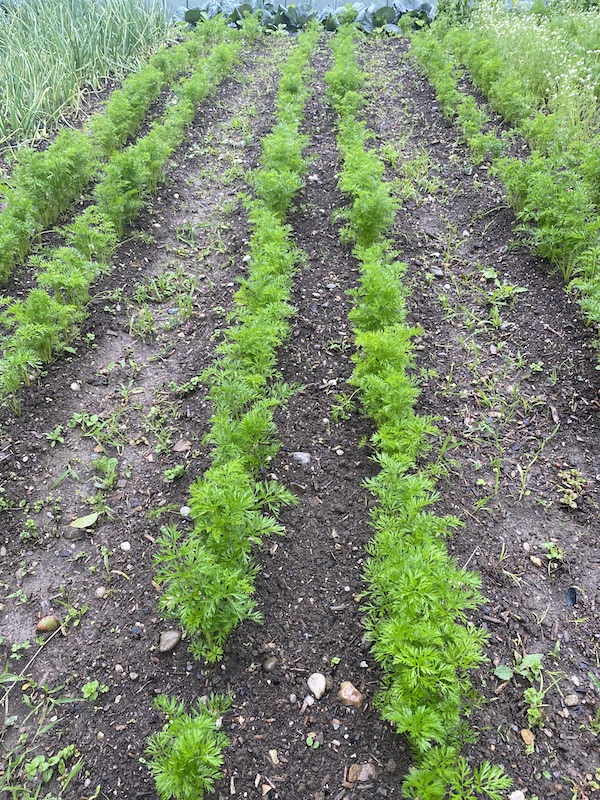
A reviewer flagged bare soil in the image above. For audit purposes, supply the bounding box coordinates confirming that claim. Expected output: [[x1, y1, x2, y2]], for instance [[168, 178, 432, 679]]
[[1, 34, 599, 800]]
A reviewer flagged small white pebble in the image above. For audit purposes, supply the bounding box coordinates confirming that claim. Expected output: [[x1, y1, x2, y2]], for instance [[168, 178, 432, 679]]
[[120, 541, 131, 552], [96, 731, 104, 741], [129, 672, 138, 681], [304, 695, 315, 706], [336, 449, 344, 456], [70, 382, 81, 392], [95, 587, 107, 599], [180, 506, 191, 517], [115, 664, 123, 673]]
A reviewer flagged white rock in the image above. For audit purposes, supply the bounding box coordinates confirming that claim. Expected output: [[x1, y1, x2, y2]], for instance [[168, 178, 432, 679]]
[[119, 541, 131, 552], [70, 382, 81, 392], [180, 506, 191, 517], [292, 451, 311, 466], [509, 791, 525, 800], [564, 694, 580, 707], [159, 630, 182, 654], [308, 672, 327, 700]]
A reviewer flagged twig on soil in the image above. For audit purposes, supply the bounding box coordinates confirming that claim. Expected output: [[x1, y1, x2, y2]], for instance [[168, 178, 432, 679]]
[[462, 546, 480, 570]]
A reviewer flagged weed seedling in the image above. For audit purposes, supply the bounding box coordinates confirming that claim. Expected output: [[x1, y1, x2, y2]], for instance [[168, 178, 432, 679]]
[[44, 425, 65, 447], [92, 455, 119, 491], [330, 391, 356, 422], [81, 680, 109, 703], [557, 468, 586, 509], [164, 465, 186, 483]]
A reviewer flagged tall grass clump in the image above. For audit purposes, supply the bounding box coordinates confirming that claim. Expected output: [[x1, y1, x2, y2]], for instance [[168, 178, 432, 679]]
[[326, 26, 511, 799], [153, 23, 321, 664], [0, 0, 171, 145], [0, 21, 241, 413]]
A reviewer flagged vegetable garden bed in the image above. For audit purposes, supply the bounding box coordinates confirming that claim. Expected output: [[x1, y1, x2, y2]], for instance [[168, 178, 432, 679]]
[[1, 15, 599, 800]]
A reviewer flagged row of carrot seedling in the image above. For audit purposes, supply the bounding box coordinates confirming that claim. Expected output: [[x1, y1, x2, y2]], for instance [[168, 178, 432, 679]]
[[0, 20, 243, 413], [144, 24, 321, 800], [325, 26, 511, 799], [411, 27, 600, 355], [153, 21, 321, 665], [0, 27, 219, 286]]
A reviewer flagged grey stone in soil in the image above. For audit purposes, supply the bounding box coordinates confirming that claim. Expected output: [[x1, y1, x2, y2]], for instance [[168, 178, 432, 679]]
[[291, 451, 311, 466], [430, 266, 444, 278], [63, 528, 84, 541], [262, 656, 278, 673], [564, 694, 580, 707], [159, 630, 181, 654]]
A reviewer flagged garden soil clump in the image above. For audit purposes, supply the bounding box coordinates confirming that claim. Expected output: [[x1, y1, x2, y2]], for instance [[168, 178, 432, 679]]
[[0, 32, 599, 800]]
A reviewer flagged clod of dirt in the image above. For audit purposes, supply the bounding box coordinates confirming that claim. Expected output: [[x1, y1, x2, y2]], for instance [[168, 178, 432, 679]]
[[520, 729, 535, 747], [337, 681, 364, 708]]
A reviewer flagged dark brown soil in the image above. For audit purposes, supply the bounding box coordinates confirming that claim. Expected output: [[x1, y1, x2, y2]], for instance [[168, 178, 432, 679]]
[[1, 32, 599, 800]]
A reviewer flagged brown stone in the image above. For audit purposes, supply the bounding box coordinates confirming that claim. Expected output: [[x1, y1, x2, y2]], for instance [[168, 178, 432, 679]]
[[348, 763, 377, 783], [337, 680, 364, 708]]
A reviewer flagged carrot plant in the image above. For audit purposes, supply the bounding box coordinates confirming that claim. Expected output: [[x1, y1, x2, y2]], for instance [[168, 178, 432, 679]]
[[144, 694, 230, 800], [153, 23, 321, 663], [327, 26, 511, 799], [0, 23, 241, 412], [0, 34, 203, 285], [412, 11, 600, 357]]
